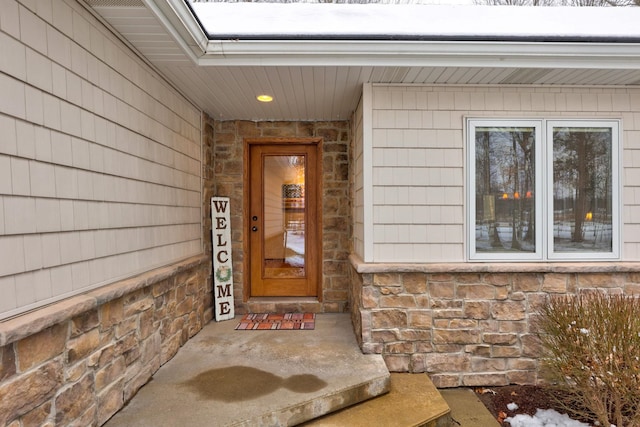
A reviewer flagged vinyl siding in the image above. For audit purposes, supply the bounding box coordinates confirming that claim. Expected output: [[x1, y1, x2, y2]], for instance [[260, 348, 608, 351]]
[[352, 95, 365, 259], [369, 84, 640, 262], [0, 0, 202, 319]]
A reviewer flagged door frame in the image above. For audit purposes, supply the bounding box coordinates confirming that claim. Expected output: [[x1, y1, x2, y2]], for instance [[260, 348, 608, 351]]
[[243, 137, 323, 302]]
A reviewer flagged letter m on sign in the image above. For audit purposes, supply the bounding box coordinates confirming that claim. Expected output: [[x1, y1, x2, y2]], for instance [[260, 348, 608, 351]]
[[211, 197, 234, 321]]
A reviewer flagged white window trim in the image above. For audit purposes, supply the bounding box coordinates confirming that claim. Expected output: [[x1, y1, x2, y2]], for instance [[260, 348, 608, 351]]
[[467, 118, 621, 262]]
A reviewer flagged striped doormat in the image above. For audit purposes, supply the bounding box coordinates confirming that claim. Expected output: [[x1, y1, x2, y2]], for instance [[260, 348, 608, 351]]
[[234, 313, 316, 330]]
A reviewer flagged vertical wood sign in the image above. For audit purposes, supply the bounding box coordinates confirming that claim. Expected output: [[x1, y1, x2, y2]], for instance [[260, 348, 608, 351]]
[[211, 196, 234, 321]]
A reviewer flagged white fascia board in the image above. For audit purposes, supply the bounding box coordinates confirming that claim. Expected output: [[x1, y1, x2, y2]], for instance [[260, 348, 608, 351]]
[[145, 0, 208, 61], [201, 39, 640, 69]]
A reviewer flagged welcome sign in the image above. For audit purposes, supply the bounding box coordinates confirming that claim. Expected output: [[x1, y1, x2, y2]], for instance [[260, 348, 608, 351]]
[[211, 196, 234, 321]]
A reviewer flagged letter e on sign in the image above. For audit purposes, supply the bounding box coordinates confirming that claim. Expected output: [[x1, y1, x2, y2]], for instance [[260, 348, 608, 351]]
[[211, 197, 234, 321]]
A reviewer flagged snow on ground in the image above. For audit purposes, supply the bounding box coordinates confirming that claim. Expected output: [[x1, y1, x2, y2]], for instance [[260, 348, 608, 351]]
[[505, 409, 591, 427]]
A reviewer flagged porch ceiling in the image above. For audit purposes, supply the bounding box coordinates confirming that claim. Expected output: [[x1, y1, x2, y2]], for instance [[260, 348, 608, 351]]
[[85, 0, 640, 122]]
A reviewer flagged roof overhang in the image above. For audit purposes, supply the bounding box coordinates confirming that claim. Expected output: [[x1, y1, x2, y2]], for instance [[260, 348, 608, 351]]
[[149, 0, 640, 68], [86, 0, 640, 121]]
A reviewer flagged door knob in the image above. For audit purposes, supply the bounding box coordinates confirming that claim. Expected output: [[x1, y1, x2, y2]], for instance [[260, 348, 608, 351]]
[[252, 226, 258, 232]]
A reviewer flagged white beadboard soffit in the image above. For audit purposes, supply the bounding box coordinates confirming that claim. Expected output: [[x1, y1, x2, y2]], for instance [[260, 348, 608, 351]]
[[86, 0, 640, 121]]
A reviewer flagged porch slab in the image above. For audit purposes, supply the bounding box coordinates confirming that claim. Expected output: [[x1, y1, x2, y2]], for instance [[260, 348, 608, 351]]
[[104, 313, 390, 427]]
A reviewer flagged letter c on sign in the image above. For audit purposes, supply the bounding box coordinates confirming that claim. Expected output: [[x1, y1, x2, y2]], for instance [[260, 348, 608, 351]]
[[217, 251, 228, 263]]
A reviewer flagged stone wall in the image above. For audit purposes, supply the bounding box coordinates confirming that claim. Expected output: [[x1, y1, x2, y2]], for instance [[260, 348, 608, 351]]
[[0, 256, 211, 427], [350, 258, 640, 387], [212, 120, 351, 313]]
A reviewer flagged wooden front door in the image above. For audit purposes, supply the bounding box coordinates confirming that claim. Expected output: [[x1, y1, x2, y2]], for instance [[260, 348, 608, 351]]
[[248, 141, 321, 297]]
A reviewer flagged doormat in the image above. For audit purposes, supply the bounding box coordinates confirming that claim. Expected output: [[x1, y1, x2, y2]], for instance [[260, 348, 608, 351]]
[[234, 313, 315, 330]]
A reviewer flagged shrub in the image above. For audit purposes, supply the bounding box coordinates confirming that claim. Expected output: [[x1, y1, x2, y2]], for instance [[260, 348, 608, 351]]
[[536, 292, 640, 427]]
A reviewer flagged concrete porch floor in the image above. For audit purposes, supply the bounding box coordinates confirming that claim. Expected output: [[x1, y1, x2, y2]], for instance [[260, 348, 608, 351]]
[[104, 313, 496, 427], [104, 314, 391, 426]]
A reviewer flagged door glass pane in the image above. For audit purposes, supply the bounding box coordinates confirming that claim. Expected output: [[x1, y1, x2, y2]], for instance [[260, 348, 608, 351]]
[[475, 127, 536, 254], [552, 127, 613, 253], [263, 155, 306, 278]]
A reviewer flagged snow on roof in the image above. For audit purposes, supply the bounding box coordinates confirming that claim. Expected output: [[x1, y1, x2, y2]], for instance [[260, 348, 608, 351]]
[[190, 2, 640, 41]]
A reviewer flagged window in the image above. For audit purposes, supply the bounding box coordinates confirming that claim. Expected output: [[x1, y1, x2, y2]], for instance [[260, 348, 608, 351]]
[[468, 119, 619, 261]]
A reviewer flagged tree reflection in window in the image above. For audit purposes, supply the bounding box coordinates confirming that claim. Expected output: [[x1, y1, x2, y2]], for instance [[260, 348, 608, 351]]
[[475, 127, 536, 253], [552, 127, 612, 252]]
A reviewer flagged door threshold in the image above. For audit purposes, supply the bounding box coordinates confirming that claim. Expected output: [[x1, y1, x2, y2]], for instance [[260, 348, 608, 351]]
[[248, 297, 319, 303], [246, 297, 322, 313]]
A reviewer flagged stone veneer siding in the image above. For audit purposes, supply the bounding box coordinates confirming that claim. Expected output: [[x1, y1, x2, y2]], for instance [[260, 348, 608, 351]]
[[0, 111, 215, 427], [0, 256, 211, 426], [211, 119, 351, 313], [350, 257, 640, 387]]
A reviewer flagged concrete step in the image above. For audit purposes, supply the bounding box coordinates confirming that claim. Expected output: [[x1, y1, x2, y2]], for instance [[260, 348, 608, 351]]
[[301, 373, 452, 427], [440, 388, 501, 427], [104, 314, 391, 427]]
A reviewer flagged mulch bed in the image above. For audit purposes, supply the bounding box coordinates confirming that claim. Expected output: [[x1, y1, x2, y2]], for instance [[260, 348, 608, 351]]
[[475, 385, 590, 426]]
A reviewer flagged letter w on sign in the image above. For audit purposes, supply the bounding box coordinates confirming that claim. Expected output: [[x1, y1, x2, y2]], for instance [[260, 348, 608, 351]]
[[212, 197, 234, 321]]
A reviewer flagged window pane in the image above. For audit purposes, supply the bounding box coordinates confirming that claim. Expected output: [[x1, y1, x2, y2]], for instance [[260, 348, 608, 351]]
[[475, 127, 536, 254], [552, 127, 613, 253], [263, 155, 306, 278]]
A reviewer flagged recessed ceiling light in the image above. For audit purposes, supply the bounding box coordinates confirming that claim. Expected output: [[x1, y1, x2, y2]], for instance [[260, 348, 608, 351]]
[[256, 94, 273, 103]]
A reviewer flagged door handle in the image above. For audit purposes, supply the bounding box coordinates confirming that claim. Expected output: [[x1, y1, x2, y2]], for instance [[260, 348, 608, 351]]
[[252, 226, 258, 232]]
